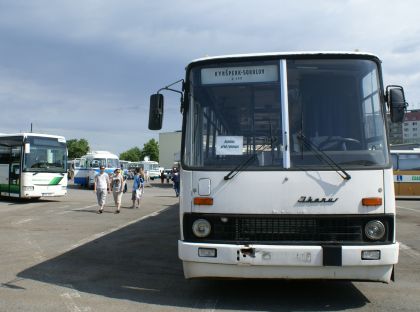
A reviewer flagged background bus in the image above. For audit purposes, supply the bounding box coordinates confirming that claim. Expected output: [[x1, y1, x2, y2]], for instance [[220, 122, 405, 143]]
[[391, 149, 420, 198], [139, 158, 160, 180], [74, 151, 119, 188], [149, 52, 406, 283], [0, 133, 67, 198]]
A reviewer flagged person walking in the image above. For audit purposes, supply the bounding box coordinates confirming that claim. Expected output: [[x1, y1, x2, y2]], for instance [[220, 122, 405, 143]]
[[172, 168, 180, 197], [139, 167, 146, 194], [94, 165, 110, 214], [160, 170, 165, 184], [111, 168, 124, 213], [131, 168, 144, 209]]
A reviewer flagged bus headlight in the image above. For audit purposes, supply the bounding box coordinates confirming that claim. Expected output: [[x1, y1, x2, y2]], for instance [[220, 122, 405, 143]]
[[23, 186, 34, 191], [192, 219, 211, 238], [365, 220, 385, 240]]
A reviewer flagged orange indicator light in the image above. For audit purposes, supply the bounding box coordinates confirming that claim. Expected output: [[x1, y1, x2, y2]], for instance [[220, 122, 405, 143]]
[[194, 197, 214, 205], [362, 197, 382, 206]]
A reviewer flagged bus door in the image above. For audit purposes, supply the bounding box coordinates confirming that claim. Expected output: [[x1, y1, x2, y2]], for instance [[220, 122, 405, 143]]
[[0, 144, 11, 196], [8, 146, 21, 197]]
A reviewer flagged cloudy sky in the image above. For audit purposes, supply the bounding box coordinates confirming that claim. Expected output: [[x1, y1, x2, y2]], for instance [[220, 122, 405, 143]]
[[1, 0, 420, 154]]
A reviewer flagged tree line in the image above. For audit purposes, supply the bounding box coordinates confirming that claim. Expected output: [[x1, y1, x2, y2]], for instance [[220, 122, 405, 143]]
[[67, 138, 159, 162]]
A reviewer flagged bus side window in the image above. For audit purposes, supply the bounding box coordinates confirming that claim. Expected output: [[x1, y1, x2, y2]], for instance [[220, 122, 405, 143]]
[[0, 145, 10, 163], [399, 154, 420, 170], [391, 154, 398, 170]]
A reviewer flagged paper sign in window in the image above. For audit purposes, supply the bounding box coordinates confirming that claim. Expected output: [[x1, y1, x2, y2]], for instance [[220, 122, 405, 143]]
[[216, 136, 243, 155]]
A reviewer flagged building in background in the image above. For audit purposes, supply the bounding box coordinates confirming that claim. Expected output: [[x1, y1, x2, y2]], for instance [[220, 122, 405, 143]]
[[401, 110, 420, 144], [388, 110, 420, 146], [159, 131, 181, 169]]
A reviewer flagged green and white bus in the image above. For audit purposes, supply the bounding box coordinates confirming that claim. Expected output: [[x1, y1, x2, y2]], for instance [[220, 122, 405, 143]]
[[0, 133, 68, 199]]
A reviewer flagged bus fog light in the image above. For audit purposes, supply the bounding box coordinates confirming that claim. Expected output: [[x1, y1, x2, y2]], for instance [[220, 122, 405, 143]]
[[362, 250, 381, 260], [198, 248, 217, 257], [365, 220, 385, 240], [192, 219, 211, 238], [23, 186, 34, 191], [62, 185, 67, 190]]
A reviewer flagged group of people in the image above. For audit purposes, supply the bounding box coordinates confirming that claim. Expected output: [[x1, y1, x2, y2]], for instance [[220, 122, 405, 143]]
[[93, 165, 145, 214], [159, 168, 180, 197]]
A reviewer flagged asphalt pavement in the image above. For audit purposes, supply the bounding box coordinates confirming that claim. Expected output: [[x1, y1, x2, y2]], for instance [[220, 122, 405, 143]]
[[0, 182, 420, 311]]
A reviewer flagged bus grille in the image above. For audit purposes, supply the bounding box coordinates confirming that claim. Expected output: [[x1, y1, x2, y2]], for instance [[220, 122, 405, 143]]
[[183, 214, 394, 244]]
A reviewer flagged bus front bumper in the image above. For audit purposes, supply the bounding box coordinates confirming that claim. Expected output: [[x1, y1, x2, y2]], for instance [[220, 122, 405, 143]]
[[179, 241, 399, 282], [23, 186, 67, 198]]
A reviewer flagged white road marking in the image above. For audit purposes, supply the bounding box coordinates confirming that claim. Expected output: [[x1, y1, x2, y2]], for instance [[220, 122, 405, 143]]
[[196, 298, 219, 312], [397, 205, 420, 213], [23, 236, 47, 262], [61, 206, 170, 253], [400, 242, 420, 258], [12, 218, 33, 225], [61, 290, 91, 312]]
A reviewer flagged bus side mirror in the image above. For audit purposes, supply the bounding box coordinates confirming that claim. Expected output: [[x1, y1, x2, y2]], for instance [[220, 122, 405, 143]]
[[387, 85, 407, 123], [148, 94, 164, 130]]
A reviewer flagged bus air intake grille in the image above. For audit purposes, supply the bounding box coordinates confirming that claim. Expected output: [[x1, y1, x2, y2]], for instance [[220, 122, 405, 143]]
[[183, 214, 394, 245]]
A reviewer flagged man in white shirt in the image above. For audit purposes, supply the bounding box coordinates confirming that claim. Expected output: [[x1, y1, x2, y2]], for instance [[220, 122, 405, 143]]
[[94, 165, 111, 214]]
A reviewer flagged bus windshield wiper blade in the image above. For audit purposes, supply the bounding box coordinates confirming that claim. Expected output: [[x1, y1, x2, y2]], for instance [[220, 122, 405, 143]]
[[224, 153, 258, 180], [297, 132, 351, 181], [224, 138, 278, 181]]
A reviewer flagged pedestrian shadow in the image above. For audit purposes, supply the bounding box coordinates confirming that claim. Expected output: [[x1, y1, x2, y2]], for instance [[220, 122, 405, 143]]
[[149, 183, 174, 189], [18, 204, 370, 311]]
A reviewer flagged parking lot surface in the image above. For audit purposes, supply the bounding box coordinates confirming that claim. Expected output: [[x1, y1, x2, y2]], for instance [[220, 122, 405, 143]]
[[1, 182, 420, 311]]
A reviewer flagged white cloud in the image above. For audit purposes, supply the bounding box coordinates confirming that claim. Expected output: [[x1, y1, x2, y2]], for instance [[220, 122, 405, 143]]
[[1, 0, 420, 155]]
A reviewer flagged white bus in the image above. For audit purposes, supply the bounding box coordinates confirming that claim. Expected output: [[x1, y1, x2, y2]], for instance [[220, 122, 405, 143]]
[[74, 151, 119, 188], [138, 158, 160, 180], [149, 52, 407, 283], [0, 133, 68, 198]]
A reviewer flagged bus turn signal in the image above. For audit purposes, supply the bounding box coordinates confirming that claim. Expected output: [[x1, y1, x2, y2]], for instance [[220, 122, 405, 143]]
[[362, 197, 382, 206], [194, 197, 214, 205]]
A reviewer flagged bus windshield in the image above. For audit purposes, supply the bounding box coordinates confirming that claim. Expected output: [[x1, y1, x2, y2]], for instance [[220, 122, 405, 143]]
[[183, 58, 388, 170], [23, 137, 67, 173], [90, 158, 119, 168]]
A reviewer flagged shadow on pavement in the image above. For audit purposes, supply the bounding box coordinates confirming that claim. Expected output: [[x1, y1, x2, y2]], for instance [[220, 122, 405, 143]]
[[18, 204, 370, 311], [0, 197, 60, 204]]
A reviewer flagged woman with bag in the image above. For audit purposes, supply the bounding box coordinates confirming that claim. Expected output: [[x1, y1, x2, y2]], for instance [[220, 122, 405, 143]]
[[131, 168, 144, 209], [111, 168, 124, 213]]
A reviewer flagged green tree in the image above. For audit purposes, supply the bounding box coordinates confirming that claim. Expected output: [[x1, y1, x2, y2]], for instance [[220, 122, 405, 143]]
[[67, 138, 89, 159], [141, 139, 159, 162], [120, 147, 142, 162]]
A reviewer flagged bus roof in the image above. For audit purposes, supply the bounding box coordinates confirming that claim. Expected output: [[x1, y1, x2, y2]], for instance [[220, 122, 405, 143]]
[[0, 132, 66, 141], [189, 51, 380, 67], [83, 151, 119, 159]]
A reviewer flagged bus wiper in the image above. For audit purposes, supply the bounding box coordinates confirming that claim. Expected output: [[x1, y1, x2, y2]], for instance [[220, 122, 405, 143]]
[[224, 138, 277, 180], [297, 132, 351, 181]]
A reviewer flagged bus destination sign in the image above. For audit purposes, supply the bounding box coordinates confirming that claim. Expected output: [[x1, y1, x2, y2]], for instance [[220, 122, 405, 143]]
[[201, 65, 278, 85]]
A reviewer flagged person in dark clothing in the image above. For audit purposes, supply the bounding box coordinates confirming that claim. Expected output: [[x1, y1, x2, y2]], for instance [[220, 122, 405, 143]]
[[160, 170, 165, 184], [172, 168, 180, 197]]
